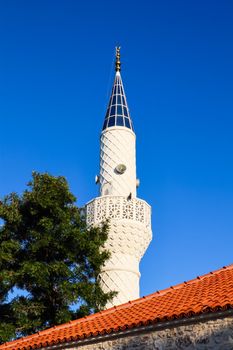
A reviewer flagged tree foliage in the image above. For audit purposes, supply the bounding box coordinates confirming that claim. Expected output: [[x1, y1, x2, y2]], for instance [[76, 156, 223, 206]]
[[0, 172, 113, 342]]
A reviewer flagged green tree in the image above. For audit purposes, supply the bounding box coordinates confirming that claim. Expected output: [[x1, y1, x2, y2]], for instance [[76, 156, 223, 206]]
[[0, 193, 19, 341], [0, 172, 113, 342]]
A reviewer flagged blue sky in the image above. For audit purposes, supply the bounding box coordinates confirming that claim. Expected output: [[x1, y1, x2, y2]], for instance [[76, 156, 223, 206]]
[[0, 0, 233, 297]]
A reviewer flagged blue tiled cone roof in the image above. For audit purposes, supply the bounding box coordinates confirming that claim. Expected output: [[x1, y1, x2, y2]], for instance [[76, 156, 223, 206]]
[[102, 72, 134, 132]]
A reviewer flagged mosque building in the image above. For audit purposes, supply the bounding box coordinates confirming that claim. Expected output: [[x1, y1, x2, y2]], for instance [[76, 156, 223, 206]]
[[2, 49, 233, 350]]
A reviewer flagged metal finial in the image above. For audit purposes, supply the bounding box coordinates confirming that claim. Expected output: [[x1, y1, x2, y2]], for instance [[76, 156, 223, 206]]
[[115, 46, 121, 72]]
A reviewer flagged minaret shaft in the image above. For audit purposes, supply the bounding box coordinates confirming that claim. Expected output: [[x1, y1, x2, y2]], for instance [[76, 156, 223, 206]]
[[100, 127, 136, 197]]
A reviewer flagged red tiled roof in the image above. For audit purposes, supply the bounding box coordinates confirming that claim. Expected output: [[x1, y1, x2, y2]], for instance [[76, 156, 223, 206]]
[[2, 264, 233, 350]]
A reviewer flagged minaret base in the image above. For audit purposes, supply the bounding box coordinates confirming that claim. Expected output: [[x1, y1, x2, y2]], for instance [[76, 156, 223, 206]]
[[86, 196, 152, 308], [99, 253, 140, 308]]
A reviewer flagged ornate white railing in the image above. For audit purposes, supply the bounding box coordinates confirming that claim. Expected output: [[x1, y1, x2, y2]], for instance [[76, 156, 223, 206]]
[[86, 196, 151, 228]]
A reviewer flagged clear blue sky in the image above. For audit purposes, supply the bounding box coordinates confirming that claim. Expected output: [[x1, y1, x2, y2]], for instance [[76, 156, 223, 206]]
[[0, 0, 233, 297]]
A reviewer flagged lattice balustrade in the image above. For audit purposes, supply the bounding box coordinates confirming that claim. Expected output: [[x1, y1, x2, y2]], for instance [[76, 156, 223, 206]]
[[86, 196, 151, 228]]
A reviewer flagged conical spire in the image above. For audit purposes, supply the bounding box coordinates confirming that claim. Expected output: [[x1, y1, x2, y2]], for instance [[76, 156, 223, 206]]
[[102, 47, 134, 132]]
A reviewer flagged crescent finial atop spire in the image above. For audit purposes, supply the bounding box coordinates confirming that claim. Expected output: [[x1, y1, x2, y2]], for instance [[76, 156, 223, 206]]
[[102, 47, 134, 132], [115, 46, 121, 72]]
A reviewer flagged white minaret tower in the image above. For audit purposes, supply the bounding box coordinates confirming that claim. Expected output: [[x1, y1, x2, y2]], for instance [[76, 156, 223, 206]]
[[86, 48, 152, 308]]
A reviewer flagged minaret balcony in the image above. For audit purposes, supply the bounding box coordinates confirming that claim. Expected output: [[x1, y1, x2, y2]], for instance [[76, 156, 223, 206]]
[[86, 196, 151, 229]]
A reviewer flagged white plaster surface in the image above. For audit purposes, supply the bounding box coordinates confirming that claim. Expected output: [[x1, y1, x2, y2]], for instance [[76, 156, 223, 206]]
[[100, 127, 136, 197]]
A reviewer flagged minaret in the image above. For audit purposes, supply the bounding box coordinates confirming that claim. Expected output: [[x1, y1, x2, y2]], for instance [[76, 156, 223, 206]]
[[86, 48, 152, 307]]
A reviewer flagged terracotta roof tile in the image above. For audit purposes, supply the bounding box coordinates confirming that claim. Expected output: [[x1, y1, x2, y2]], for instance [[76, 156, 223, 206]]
[[1, 264, 233, 350]]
